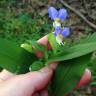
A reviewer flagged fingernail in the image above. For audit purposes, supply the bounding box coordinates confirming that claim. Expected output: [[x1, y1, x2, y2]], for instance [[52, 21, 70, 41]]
[[49, 62, 58, 70], [39, 67, 53, 75], [77, 69, 91, 87]]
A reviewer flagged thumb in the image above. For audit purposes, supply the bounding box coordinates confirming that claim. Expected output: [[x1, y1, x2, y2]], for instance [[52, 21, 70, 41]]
[[0, 67, 53, 96]]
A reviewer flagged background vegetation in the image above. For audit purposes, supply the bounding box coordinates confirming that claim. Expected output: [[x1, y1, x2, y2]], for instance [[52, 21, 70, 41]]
[[0, 0, 51, 44]]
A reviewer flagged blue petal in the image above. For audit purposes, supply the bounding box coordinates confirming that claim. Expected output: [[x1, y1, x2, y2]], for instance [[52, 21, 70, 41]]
[[54, 26, 60, 30], [54, 28, 61, 36], [48, 7, 58, 20], [58, 8, 68, 21], [61, 27, 70, 37]]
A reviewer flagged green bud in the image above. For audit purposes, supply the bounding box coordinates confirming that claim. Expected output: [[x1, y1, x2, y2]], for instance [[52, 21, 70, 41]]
[[21, 43, 33, 53]]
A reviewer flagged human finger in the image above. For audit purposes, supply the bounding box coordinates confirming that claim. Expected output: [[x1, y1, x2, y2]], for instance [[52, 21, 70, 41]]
[[77, 69, 91, 87], [39, 89, 48, 96], [0, 69, 14, 83], [32, 93, 39, 96], [0, 67, 52, 96], [37, 35, 58, 70]]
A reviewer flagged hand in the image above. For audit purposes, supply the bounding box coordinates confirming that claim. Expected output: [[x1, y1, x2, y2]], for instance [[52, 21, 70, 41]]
[[0, 36, 91, 96]]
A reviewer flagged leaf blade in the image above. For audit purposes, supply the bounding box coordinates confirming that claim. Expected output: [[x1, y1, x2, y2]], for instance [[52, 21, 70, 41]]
[[48, 33, 96, 62], [50, 54, 91, 96], [0, 38, 37, 73]]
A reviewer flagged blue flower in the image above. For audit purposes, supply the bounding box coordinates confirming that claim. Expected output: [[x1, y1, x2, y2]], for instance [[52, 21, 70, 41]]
[[54, 27, 61, 36], [54, 27, 70, 45], [48, 7, 68, 21], [48, 7, 58, 20], [48, 7, 70, 45], [61, 27, 70, 37], [54, 27, 70, 37]]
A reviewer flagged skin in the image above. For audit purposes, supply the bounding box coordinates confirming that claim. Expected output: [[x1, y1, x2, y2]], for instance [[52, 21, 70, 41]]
[[0, 36, 91, 96]]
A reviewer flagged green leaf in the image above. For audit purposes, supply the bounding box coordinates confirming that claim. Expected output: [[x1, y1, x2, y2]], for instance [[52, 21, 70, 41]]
[[26, 40, 45, 52], [48, 33, 96, 62], [48, 33, 60, 54], [50, 54, 91, 96], [0, 38, 37, 74], [91, 82, 96, 86], [21, 43, 33, 53], [29, 61, 44, 71]]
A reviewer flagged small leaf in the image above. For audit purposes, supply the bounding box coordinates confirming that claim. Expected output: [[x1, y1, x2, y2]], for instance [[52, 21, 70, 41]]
[[29, 61, 44, 71], [21, 43, 33, 53], [50, 54, 91, 96]]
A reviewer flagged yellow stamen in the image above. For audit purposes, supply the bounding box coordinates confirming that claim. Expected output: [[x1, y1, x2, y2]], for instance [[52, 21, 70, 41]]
[[55, 18, 60, 22]]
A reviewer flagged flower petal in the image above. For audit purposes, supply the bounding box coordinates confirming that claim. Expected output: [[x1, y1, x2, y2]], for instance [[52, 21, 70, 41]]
[[54, 28, 61, 36], [61, 27, 70, 37], [58, 8, 68, 21], [48, 7, 58, 20]]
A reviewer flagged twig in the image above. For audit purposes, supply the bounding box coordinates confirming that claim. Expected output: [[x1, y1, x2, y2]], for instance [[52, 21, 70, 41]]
[[59, 0, 96, 30]]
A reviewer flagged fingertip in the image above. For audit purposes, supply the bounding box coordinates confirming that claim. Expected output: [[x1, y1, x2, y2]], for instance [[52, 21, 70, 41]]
[[0, 69, 14, 81], [39, 66, 53, 77], [37, 35, 48, 46], [49, 62, 58, 71], [77, 69, 91, 87]]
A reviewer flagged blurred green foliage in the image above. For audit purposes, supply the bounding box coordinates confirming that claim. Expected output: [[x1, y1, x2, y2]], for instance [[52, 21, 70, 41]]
[[0, 0, 51, 44]]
